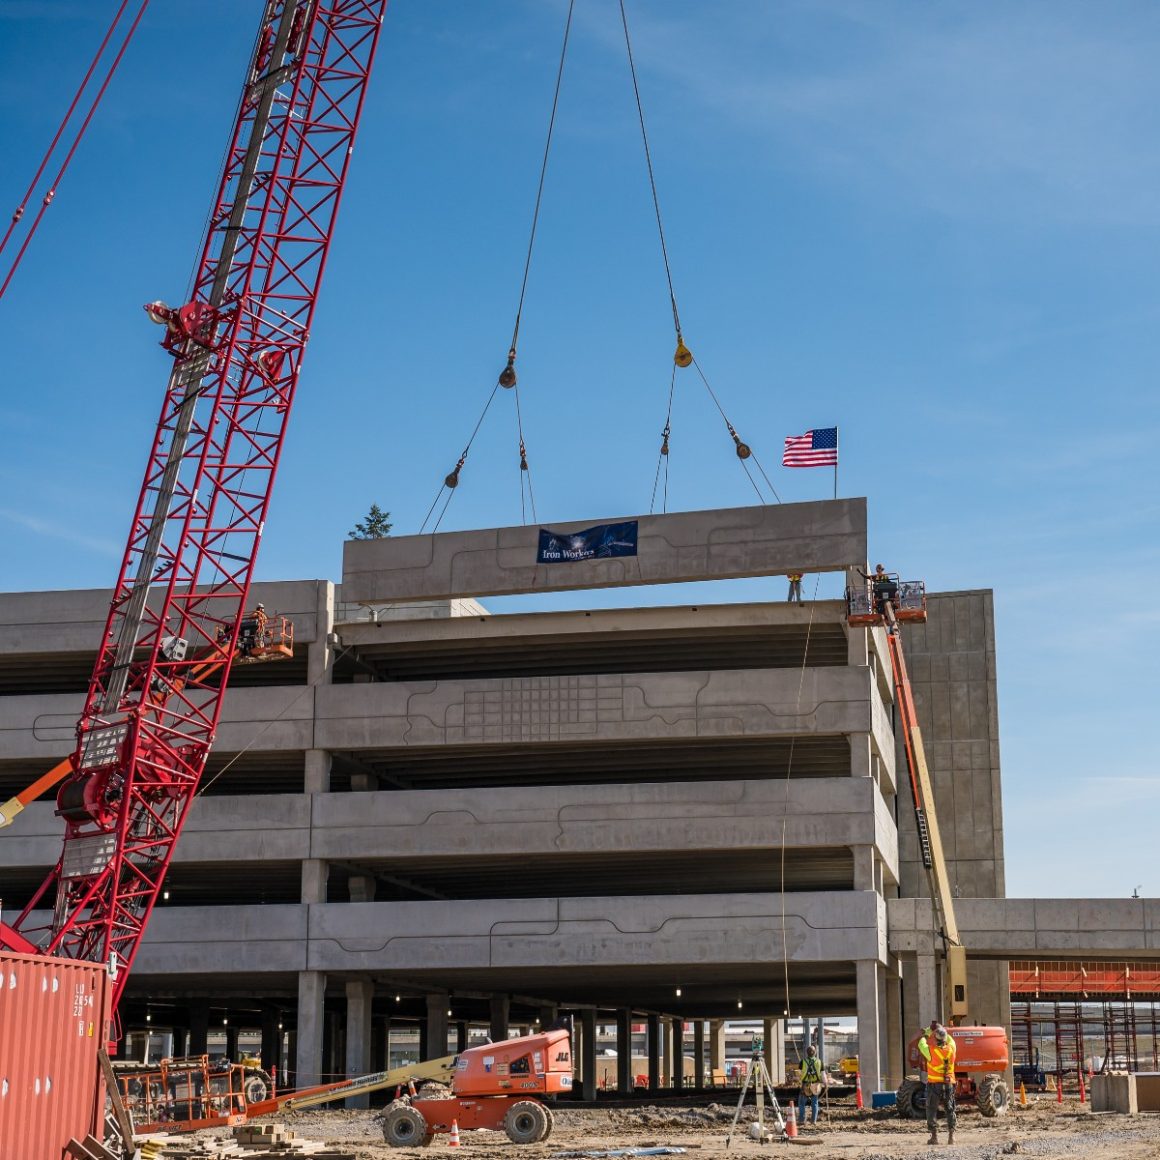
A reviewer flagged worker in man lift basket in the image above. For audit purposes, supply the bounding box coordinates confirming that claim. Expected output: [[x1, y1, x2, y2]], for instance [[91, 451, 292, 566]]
[[796, 1044, 825, 1127], [859, 564, 898, 614], [918, 1020, 957, 1145]]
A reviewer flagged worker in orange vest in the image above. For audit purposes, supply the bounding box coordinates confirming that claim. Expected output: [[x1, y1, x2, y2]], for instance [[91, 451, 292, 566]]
[[918, 1021, 957, 1145]]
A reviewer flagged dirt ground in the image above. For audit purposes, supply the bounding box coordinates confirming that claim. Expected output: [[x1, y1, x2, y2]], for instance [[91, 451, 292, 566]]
[[184, 1097, 1160, 1160]]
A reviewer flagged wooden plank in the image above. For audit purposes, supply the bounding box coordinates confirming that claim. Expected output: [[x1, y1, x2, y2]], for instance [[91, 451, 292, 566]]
[[98, 1049, 137, 1148]]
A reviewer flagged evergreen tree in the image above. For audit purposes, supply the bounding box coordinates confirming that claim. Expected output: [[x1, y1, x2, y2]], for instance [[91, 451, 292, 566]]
[[349, 503, 393, 539]]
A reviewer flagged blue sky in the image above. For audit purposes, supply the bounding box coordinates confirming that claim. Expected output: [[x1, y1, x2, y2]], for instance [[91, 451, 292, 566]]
[[1, 2, 1157, 899]]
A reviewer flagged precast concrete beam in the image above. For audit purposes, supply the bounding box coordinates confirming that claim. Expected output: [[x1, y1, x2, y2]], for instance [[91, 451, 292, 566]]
[[3, 777, 899, 875], [303, 893, 884, 973], [312, 666, 876, 752], [341, 500, 868, 604], [888, 897, 1160, 958], [0, 580, 328, 656]]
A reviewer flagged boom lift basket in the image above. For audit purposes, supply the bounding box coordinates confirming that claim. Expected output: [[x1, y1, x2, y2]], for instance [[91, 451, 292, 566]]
[[845, 578, 928, 626]]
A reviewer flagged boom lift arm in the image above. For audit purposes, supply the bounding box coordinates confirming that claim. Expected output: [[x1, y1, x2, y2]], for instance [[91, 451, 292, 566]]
[[0, 1, 388, 1015], [847, 574, 969, 1023]]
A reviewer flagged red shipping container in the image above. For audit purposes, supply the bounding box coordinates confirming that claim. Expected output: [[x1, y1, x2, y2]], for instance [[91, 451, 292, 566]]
[[0, 951, 111, 1160]]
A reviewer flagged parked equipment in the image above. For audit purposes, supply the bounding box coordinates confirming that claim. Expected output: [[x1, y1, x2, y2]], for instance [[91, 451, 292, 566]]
[[111, 1028, 571, 1140], [846, 574, 1011, 1117]]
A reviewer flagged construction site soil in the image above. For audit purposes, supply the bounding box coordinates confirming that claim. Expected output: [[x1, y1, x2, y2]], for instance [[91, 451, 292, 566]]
[[178, 1099, 1160, 1160]]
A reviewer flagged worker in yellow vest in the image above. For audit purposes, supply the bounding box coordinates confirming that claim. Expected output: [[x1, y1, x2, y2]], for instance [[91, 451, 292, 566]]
[[786, 572, 804, 603], [796, 1045, 825, 1126], [918, 1021, 957, 1145]]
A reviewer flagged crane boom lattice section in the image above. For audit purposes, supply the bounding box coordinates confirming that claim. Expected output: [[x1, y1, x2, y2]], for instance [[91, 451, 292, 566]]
[[3, 0, 386, 1009]]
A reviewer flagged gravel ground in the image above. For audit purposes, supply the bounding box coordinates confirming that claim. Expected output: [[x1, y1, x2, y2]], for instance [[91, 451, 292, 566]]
[[183, 1099, 1160, 1160]]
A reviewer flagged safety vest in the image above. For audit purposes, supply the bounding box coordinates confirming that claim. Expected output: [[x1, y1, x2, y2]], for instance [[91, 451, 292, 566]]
[[788, 573, 803, 582], [921, 1037, 956, 1083], [800, 1056, 823, 1084]]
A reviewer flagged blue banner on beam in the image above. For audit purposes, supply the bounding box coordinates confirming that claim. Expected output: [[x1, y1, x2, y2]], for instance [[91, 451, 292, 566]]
[[537, 521, 638, 564]]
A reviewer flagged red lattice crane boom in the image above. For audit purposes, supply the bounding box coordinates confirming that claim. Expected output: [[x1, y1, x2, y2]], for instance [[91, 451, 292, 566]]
[[0, 0, 387, 1012]]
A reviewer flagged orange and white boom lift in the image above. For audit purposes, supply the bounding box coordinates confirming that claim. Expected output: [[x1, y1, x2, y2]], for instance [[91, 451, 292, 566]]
[[846, 573, 968, 1024]]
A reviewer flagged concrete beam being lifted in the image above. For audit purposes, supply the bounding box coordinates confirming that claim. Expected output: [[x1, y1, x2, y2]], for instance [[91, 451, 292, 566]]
[[341, 499, 867, 604]]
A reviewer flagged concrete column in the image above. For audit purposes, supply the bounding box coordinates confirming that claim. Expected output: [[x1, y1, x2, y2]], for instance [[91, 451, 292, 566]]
[[225, 1024, 239, 1060], [538, 1004, 558, 1030], [815, 1018, 826, 1069], [647, 1014, 661, 1094], [709, 1020, 726, 1075], [172, 1027, 188, 1058], [296, 971, 327, 1088], [850, 734, 872, 778], [345, 979, 374, 1107], [308, 580, 336, 685], [489, 996, 510, 1043], [762, 1019, 775, 1079], [693, 1021, 705, 1090], [189, 1001, 209, 1056], [456, 1021, 468, 1053], [661, 1016, 672, 1087], [580, 1010, 597, 1100], [304, 749, 331, 794], [616, 1010, 633, 1095], [856, 960, 883, 1096], [261, 1010, 281, 1073], [302, 859, 328, 904], [916, 953, 940, 1029], [671, 1019, 683, 1092], [766, 1019, 786, 1083], [885, 968, 903, 1091], [853, 846, 876, 891], [425, 993, 449, 1060], [348, 873, 376, 903]]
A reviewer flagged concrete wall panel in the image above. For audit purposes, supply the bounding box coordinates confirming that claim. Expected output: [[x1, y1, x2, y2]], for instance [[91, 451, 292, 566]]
[[342, 500, 867, 604], [313, 667, 872, 752]]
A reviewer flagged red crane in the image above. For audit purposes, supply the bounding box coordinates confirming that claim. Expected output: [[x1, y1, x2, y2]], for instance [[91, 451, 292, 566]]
[[0, 0, 388, 1013]]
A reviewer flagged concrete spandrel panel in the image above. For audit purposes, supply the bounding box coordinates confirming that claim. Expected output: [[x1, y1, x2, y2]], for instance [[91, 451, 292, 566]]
[[0, 690, 83, 760], [0, 588, 110, 654], [313, 667, 871, 750], [0, 580, 327, 655], [134, 905, 308, 974], [304, 891, 884, 972], [307, 777, 889, 861], [341, 499, 867, 604], [888, 897, 1159, 957]]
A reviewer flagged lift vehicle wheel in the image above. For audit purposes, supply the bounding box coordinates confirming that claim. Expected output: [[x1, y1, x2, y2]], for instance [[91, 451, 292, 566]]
[[978, 1073, 1009, 1116], [539, 1102, 556, 1142], [895, 1077, 926, 1120], [384, 1104, 431, 1147], [243, 1069, 273, 1104], [504, 1100, 549, 1144]]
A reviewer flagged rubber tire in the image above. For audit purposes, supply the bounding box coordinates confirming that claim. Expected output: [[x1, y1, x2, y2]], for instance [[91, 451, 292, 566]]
[[504, 1100, 549, 1144], [539, 1103, 556, 1142], [896, 1077, 926, 1120], [243, 1070, 271, 1104], [978, 1074, 1009, 1117], [384, 1104, 430, 1147]]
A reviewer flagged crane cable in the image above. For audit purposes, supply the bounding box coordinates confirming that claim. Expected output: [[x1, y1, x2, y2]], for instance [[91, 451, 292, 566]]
[[0, 0, 151, 304], [619, 0, 779, 511], [421, 0, 577, 534], [778, 574, 822, 1048]]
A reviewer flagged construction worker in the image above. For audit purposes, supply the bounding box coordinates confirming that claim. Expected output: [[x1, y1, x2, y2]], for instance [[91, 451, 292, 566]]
[[796, 1045, 825, 1126], [787, 572, 804, 603], [859, 564, 898, 614], [238, 603, 267, 658], [918, 1021, 957, 1145]]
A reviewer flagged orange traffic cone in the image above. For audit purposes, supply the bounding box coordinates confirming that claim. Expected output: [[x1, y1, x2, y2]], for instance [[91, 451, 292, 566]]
[[1056, 1074, 1063, 1104], [785, 1106, 798, 1138], [1020, 1081, 1028, 1107], [1078, 1068, 1086, 1104], [448, 1120, 461, 1147], [855, 1072, 864, 1111]]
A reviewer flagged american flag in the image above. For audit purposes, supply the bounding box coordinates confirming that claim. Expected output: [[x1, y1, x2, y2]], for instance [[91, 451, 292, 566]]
[[782, 427, 838, 467]]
